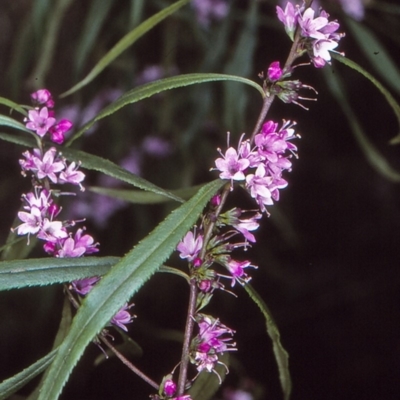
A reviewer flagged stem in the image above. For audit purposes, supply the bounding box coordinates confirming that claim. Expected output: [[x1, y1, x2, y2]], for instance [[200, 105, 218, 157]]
[[177, 278, 198, 395], [99, 334, 159, 391], [177, 183, 231, 395], [176, 1, 316, 392]]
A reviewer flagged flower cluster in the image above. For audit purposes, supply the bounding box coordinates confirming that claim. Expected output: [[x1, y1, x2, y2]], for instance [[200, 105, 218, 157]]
[[190, 315, 236, 381], [277, 2, 345, 67], [177, 213, 259, 289], [25, 89, 73, 144], [215, 120, 298, 213], [15, 89, 135, 333], [20, 147, 85, 190]]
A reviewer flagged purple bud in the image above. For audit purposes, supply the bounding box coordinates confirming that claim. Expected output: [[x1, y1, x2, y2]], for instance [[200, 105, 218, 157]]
[[267, 61, 283, 82]]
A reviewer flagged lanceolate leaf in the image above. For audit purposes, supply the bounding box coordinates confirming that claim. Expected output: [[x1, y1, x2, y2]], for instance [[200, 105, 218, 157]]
[[0, 115, 32, 134], [66, 73, 265, 145], [60, 0, 191, 98], [345, 17, 400, 96], [244, 284, 291, 400], [0, 349, 58, 400], [332, 53, 400, 144], [324, 66, 400, 182], [0, 256, 119, 291], [0, 97, 27, 115], [37, 179, 225, 400], [0, 132, 183, 202], [89, 183, 204, 204]]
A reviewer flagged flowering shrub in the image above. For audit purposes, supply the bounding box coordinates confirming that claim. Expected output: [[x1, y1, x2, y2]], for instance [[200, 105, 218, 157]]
[[0, 1, 399, 400]]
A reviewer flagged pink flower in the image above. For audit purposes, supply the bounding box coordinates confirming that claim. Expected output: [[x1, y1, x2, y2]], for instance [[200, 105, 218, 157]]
[[25, 107, 56, 137], [73, 228, 99, 255], [246, 164, 274, 212], [313, 39, 338, 63], [37, 219, 68, 243], [276, 2, 298, 41], [58, 161, 85, 190], [33, 147, 65, 183], [177, 230, 203, 262], [31, 89, 54, 108], [191, 315, 236, 376], [70, 277, 100, 295], [16, 207, 42, 236], [298, 7, 328, 40], [215, 147, 250, 183], [232, 213, 262, 243], [111, 303, 135, 332], [225, 259, 255, 286]]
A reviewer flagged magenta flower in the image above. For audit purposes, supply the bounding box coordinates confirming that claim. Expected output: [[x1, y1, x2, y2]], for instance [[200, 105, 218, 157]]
[[215, 147, 250, 183], [267, 61, 283, 82], [31, 89, 54, 108], [191, 315, 236, 377], [225, 258, 255, 286], [177, 230, 203, 262], [49, 119, 73, 144], [163, 379, 177, 397], [25, 107, 56, 137], [111, 303, 135, 332]]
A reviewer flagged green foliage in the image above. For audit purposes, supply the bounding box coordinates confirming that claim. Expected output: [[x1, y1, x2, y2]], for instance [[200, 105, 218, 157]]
[[0, 256, 119, 291], [37, 179, 224, 399], [1, 1, 400, 399], [61, 0, 191, 97], [245, 284, 291, 400]]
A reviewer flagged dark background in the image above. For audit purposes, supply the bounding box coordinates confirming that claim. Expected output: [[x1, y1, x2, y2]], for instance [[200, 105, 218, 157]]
[[0, 1, 400, 399]]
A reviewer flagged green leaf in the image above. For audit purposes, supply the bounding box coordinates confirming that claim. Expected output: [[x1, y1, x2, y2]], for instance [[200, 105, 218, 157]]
[[60, 147, 184, 202], [60, 0, 191, 97], [332, 53, 400, 144], [0, 115, 32, 134], [0, 256, 119, 291], [26, 297, 73, 400], [345, 17, 400, 96], [0, 349, 58, 400], [159, 265, 190, 283], [0, 97, 27, 115], [74, 0, 114, 75], [0, 132, 183, 202], [89, 183, 204, 204], [244, 284, 291, 400], [66, 73, 264, 145], [38, 179, 225, 400], [323, 65, 400, 182]]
